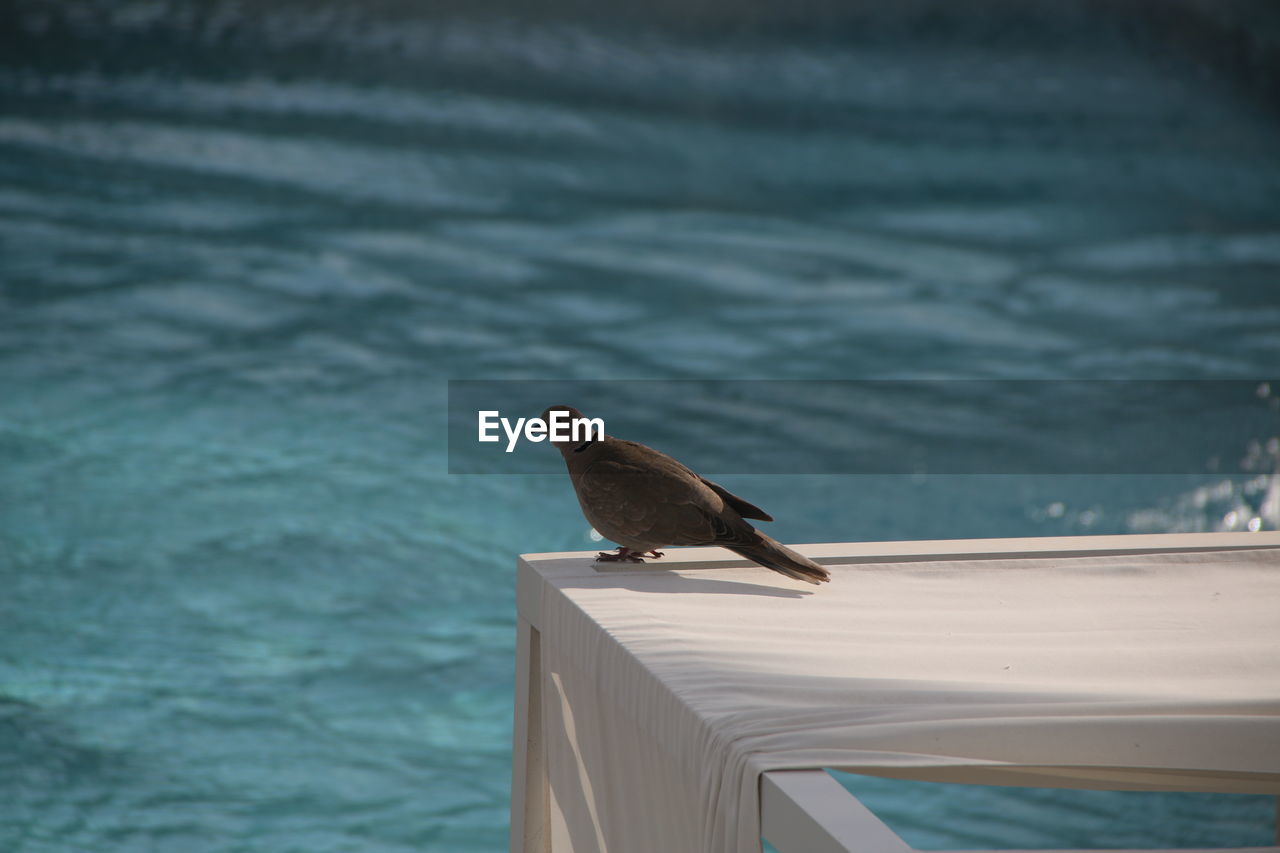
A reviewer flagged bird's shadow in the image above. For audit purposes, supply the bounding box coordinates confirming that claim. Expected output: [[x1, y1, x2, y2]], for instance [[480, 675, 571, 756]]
[[560, 568, 813, 599]]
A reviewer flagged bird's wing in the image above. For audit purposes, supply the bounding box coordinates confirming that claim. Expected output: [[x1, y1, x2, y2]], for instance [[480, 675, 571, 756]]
[[698, 477, 773, 522], [576, 451, 757, 548], [606, 440, 772, 520]]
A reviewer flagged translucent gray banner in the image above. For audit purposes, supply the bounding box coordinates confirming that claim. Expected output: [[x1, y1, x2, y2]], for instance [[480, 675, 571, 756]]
[[447, 380, 1278, 475]]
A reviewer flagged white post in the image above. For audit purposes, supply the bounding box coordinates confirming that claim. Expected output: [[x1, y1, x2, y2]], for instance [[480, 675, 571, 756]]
[[510, 615, 549, 852], [761, 770, 913, 853]]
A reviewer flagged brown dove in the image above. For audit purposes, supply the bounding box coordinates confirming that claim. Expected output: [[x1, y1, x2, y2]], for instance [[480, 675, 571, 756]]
[[542, 405, 830, 584]]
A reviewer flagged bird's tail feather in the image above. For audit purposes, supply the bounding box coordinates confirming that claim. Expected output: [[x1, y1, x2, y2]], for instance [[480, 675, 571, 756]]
[[725, 533, 830, 585]]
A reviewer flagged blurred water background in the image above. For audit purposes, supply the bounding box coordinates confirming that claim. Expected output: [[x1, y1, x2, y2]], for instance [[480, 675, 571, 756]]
[[2, 0, 1279, 850]]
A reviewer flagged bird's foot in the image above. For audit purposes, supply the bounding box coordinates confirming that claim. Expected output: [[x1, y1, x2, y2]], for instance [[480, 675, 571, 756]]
[[638, 550, 664, 559], [595, 547, 647, 563]]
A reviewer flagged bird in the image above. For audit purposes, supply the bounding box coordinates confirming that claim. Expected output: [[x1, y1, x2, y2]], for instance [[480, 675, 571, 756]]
[[542, 405, 830, 585]]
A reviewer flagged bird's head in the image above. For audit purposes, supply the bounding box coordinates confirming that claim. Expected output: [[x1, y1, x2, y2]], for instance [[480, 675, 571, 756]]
[[540, 405, 604, 457], [541, 404, 583, 423]]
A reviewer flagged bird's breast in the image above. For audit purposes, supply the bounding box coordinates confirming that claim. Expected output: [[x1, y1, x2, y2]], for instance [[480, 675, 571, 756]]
[[571, 473, 667, 550]]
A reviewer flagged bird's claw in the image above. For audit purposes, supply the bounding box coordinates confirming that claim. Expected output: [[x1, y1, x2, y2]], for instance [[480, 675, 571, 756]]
[[595, 547, 647, 563]]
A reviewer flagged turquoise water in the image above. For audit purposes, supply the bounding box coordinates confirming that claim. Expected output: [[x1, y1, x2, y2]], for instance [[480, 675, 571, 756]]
[[2, 1, 1279, 850]]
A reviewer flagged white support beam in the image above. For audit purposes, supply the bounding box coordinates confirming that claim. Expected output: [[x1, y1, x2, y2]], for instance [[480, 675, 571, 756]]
[[761, 770, 914, 853], [509, 618, 550, 853], [761, 769, 1280, 853]]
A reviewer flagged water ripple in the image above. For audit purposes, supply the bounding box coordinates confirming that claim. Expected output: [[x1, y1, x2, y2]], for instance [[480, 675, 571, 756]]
[[3, 5, 1279, 851]]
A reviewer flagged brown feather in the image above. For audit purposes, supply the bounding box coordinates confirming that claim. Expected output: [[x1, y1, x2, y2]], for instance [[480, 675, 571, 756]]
[[700, 478, 773, 522], [547, 407, 829, 584]]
